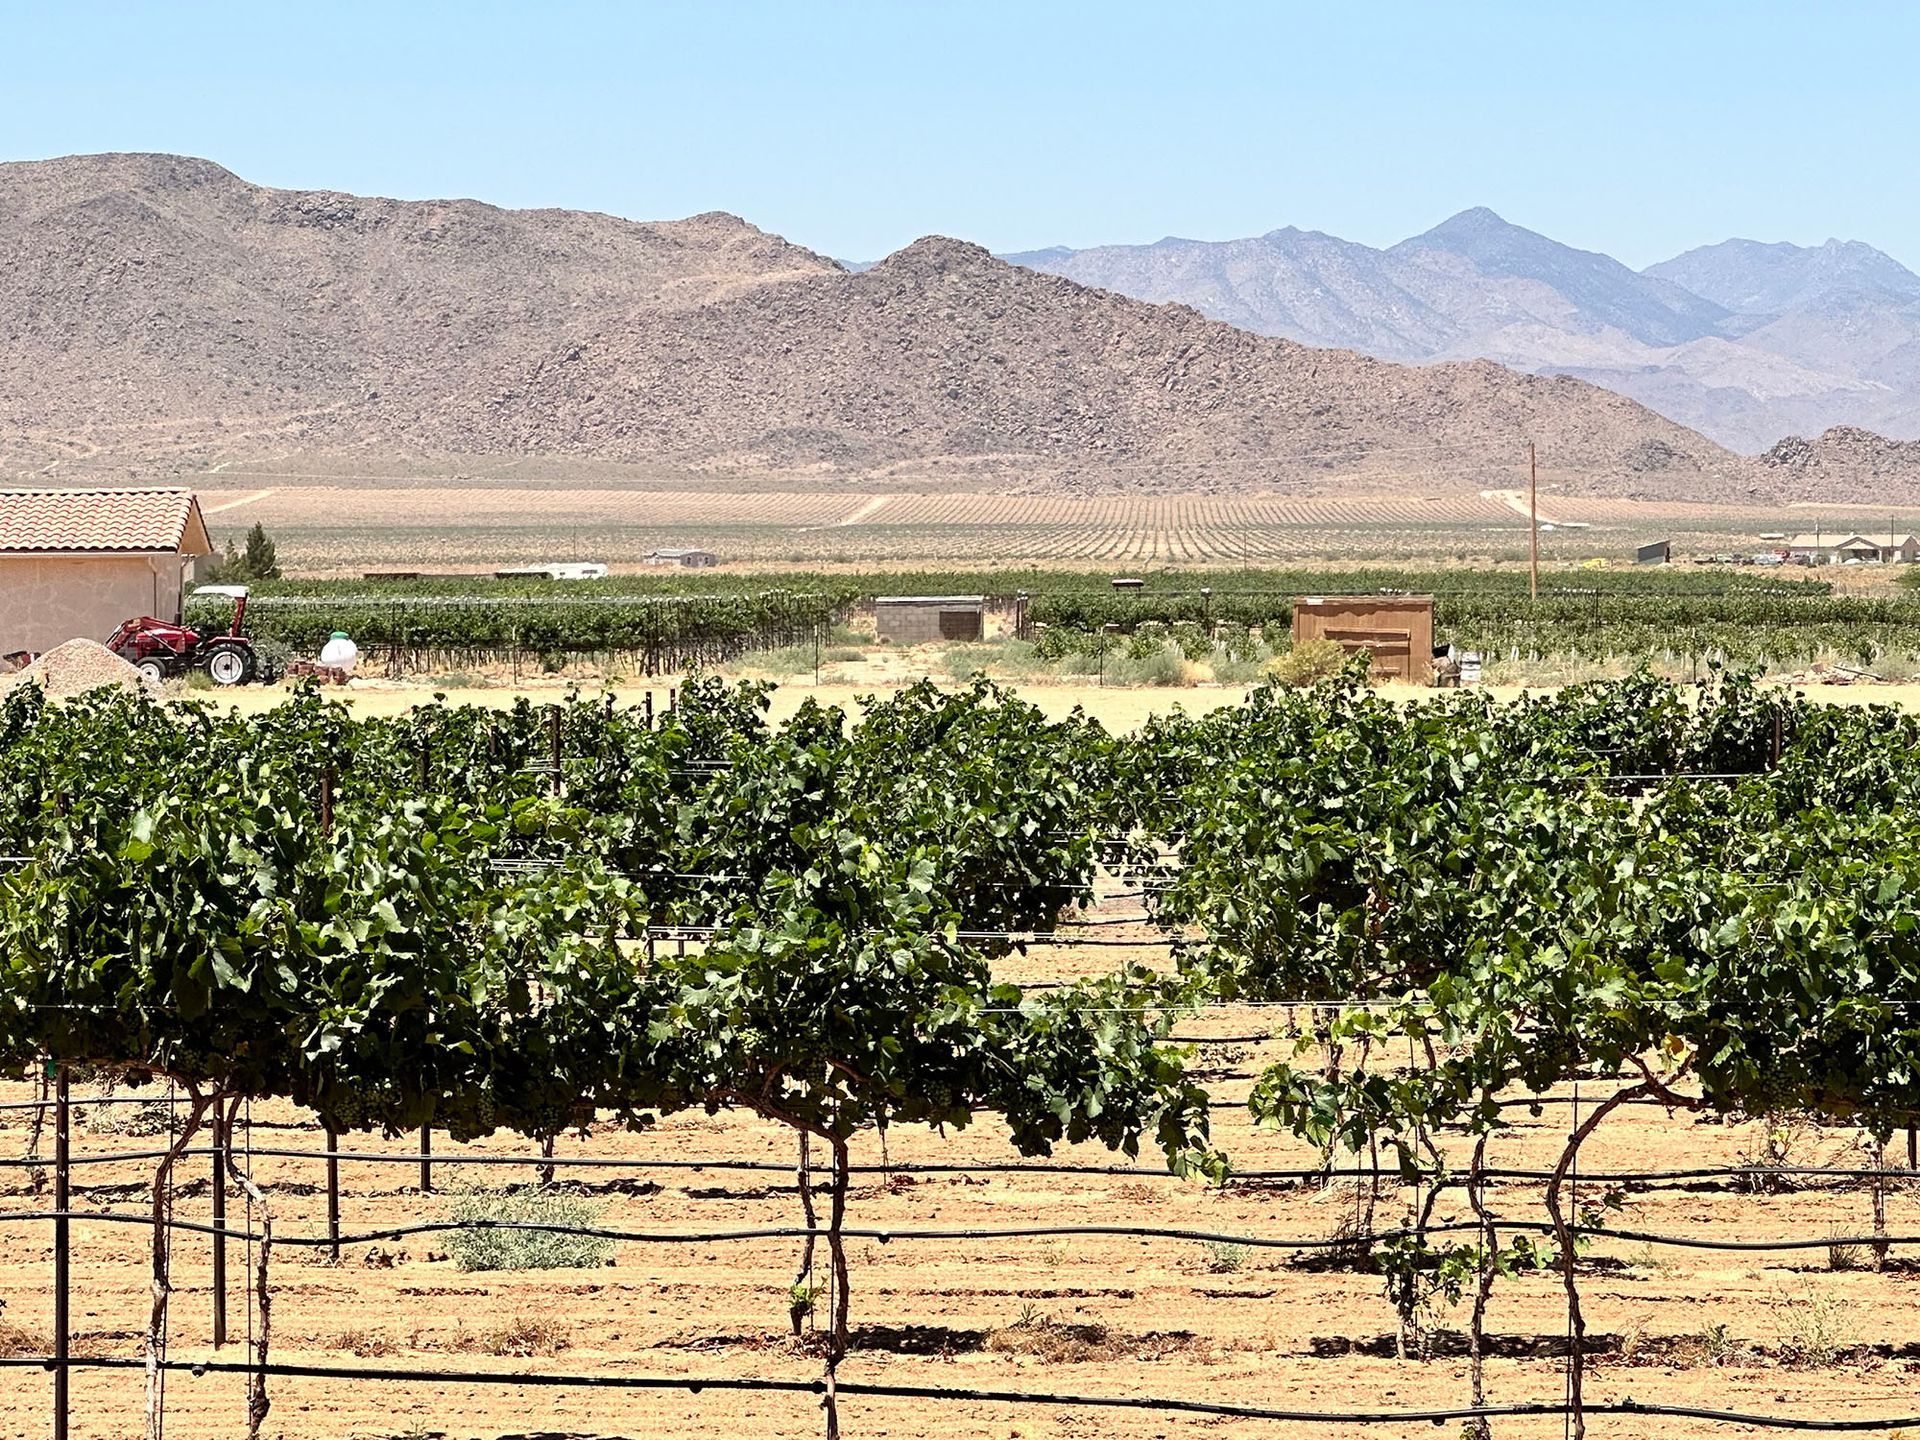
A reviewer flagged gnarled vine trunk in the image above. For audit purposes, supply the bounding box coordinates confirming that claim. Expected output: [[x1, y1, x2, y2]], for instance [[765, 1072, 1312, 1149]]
[[823, 1136, 852, 1440], [146, 1087, 211, 1440], [790, 1132, 818, 1337], [222, 1096, 273, 1440], [1544, 1082, 1651, 1440], [1464, 1132, 1494, 1440], [23, 1060, 49, 1195]]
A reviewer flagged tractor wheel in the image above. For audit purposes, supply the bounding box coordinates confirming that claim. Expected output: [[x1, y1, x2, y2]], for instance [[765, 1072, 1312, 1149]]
[[204, 646, 255, 686], [134, 658, 169, 687]]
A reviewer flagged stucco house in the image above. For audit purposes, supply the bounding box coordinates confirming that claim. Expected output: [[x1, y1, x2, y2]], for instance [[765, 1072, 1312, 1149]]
[[1786, 531, 1920, 564], [0, 488, 214, 655]]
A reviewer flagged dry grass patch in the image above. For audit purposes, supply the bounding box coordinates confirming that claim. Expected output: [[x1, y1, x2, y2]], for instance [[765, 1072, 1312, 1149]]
[[330, 1327, 400, 1357], [984, 1314, 1205, 1364], [473, 1314, 573, 1358]]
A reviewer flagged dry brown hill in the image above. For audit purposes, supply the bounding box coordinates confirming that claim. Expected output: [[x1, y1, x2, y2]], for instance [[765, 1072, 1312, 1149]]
[[0, 153, 1808, 498], [0, 153, 836, 473], [1757, 426, 1920, 501]]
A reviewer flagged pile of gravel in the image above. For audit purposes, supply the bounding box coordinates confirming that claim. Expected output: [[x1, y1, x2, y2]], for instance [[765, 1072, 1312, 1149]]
[[0, 638, 158, 699]]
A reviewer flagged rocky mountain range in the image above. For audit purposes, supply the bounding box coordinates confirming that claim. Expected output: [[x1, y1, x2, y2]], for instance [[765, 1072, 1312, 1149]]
[[1007, 213, 1920, 453], [0, 154, 1907, 501]]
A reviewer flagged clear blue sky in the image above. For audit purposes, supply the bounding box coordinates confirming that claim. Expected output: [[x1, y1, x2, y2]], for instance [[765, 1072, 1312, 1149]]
[[5, 1, 1916, 267]]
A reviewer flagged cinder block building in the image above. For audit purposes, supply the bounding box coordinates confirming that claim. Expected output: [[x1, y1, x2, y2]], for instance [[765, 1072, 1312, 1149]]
[[874, 595, 986, 644]]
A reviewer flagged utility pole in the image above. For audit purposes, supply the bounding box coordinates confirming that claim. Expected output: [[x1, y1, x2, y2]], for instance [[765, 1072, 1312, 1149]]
[[1528, 441, 1540, 602]]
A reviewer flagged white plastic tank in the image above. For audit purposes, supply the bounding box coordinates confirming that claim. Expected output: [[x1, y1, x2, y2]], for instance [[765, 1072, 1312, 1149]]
[[318, 631, 360, 674]]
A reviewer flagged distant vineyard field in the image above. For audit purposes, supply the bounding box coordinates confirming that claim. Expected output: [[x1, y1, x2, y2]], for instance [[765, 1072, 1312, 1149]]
[[208, 565, 1915, 670], [196, 483, 1875, 572]]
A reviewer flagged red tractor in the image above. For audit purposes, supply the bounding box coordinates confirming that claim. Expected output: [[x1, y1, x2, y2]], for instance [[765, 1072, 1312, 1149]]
[[107, 585, 261, 686]]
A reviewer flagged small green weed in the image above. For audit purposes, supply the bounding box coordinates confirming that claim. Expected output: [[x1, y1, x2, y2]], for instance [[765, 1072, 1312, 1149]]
[[1767, 1280, 1855, 1366], [444, 1186, 614, 1272], [1201, 1239, 1248, 1274]]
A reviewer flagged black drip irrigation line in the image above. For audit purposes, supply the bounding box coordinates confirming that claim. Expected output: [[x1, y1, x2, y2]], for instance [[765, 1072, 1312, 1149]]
[[8, 1143, 1919, 1189], [15, 1208, 1920, 1256], [9, 1356, 1920, 1430]]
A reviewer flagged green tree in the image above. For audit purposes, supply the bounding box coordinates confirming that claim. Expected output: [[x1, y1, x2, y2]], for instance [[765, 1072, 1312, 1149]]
[[203, 523, 282, 583], [241, 522, 280, 580]]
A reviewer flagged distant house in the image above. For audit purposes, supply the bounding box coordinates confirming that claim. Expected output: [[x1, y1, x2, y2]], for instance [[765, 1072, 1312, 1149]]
[[875, 596, 985, 643], [644, 548, 719, 569], [1634, 539, 1673, 565], [1786, 532, 1920, 564], [0, 487, 213, 654]]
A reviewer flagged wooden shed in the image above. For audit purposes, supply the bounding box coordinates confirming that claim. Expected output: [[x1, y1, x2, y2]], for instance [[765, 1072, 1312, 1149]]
[[874, 595, 985, 644], [1292, 595, 1436, 685]]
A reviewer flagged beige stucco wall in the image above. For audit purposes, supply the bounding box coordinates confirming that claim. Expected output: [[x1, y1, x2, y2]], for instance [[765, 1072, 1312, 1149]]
[[0, 554, 185, 653]]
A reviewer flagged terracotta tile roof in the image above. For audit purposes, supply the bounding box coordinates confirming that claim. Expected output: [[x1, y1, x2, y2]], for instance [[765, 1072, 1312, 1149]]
[[0, 488, 212, 555]]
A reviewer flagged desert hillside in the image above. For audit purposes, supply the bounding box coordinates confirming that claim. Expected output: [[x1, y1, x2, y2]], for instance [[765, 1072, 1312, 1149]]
[[0, 153, 1786, 498]]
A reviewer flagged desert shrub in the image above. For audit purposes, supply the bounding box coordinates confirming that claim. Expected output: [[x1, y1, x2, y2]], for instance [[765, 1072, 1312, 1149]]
[[1169, 621, 1213, 661], [1825, 1226, 1864, 1272], [1265, 637, 1350, 688], [1697, 1319, 1738, 1365], [444, 1187, 614, 1272], [733, 645, 817, 676], [989, 638, 1047, 677], [1106, 645, 1191, 687], [1206, 642, 1272, 684], [1767, 1280, 1855, 1366]]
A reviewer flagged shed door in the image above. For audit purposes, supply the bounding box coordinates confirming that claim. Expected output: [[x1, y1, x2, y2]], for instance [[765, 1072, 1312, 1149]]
[[1324, 626, 1411, 678], [938, 609, 982, 641]]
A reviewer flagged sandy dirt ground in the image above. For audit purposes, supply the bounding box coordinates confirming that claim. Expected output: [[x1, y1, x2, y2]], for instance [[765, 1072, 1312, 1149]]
[[210, 676, 1266, 732], [208, 671, 1920, 731], [3, 1024, 1917, 1440]]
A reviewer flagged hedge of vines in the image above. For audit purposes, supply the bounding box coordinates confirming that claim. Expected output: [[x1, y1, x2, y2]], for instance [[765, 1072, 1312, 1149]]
[[0, 677, 1213, 1439], [185, 591, 849, 671], [1025, 585, 1920, 668], [1116, 664, 1920, 1433], [6, 666, 1920, 1437]]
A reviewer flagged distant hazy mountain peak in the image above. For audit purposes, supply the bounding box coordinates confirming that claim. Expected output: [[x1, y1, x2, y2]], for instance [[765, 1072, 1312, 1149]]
[[1004, 206, 1920, 452], [1648, 237, 1920, 315], [1416, 205, 1515, 236]]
